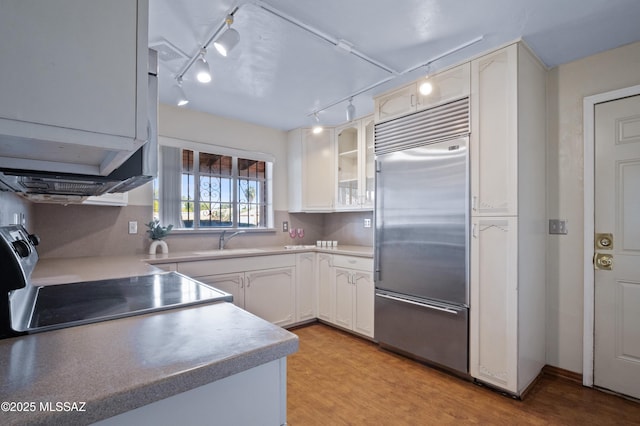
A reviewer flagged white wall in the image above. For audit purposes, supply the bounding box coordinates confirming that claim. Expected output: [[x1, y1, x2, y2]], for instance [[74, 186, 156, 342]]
[[546, 41, 640, 373], [157, 104, 289, 211]]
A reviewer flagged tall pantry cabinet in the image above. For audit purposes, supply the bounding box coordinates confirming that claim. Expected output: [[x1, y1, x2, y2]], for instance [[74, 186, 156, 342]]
[[469, 43, 547, 396]]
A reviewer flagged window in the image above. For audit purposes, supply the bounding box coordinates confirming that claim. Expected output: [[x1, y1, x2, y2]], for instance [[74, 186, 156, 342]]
[[156, 145, 273, 230]]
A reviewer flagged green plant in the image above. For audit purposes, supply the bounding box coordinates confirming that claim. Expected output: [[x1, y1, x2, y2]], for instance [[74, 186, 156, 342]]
[[146, 219, 173, 240]]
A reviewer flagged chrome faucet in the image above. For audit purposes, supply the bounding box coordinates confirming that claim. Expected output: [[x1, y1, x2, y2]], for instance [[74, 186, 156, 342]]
[[218, 230, 245, 250]]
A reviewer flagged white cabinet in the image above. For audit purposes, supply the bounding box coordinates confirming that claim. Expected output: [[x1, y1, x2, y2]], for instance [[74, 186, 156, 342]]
[[469, 43, 547, 396], [416, 62, 471, 112], [470, 46, 518, 217], [335, 115, 375, 210], [288, 127, 336, 212], [0, 0, 149, 176], [374, 63, 471, 124], [320, 254, 374, 338], [295, 252, 316, 323], [177, 255, 296, 327], [374, 83, 418, 123], [316, 253, 334, 323]]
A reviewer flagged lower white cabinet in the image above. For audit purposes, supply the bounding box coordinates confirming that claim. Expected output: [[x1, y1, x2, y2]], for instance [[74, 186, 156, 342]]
[[316, 253, 334, 323], [295, 253, 316, 323], [319, 254, 374, 338], [176, 255, 296, 328]]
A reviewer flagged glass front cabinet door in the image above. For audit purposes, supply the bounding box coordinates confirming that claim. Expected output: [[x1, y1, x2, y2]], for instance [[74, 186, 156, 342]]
[[335, 114, 374, 210]]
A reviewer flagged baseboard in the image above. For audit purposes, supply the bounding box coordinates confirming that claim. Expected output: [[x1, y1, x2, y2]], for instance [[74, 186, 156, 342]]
[[542, 365, 583, 384]]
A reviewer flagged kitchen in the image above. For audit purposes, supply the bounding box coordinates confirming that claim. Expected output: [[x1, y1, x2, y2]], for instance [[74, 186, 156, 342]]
[[2, 0, 640, 424]]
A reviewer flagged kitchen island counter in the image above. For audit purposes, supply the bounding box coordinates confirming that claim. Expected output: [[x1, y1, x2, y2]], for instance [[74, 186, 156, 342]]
[[0, 300, 298, 425]]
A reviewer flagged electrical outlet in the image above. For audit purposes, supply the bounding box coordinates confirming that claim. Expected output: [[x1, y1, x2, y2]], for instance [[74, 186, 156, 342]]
[[364, 218, 372, 228], [128, 221, 138, 234], [282, 221, 289, 232]]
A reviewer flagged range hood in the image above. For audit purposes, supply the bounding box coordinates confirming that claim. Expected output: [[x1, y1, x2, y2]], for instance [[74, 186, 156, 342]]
[[0, 50, 158, 204]]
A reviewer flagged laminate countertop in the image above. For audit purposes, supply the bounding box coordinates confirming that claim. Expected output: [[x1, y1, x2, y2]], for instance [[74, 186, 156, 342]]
[[3, 254, 300, 425]]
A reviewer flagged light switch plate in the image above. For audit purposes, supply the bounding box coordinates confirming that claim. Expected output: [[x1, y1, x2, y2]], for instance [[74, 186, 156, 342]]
[[549, 219, 568, 235], [128, 221, 138, 234], [282, 221, 289, 232], [364, 218, 372, 228]]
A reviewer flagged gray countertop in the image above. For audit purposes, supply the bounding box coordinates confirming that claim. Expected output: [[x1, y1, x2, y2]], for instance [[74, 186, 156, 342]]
[[0, 302, 298, 425]]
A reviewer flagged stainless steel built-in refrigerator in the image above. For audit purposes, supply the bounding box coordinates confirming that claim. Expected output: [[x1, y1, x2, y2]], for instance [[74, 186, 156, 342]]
[[374, 99, 470, 375]]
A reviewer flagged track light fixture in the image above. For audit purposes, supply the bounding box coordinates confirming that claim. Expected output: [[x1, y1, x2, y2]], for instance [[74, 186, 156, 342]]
[[312, 112, 323, 134], [346, 98, 356, 122], [214, 15, 240, 57], [194, 49, 212, 83], [172, 77, 189, 106]]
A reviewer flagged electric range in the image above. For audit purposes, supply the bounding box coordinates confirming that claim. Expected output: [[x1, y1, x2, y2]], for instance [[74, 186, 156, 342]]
[[0, 225, 231, 339]]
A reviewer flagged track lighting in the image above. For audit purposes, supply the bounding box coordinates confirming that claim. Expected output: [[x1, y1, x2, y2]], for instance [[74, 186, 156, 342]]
[[346, 98, 355, 122], [194, 49, 212, 83], [312, 113, 323, 134], [214, 15, 240, 57], [172, 77, 189, 106]]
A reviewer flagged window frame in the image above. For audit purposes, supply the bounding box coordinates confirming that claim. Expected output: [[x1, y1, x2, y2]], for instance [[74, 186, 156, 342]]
[[156, 137, 275, 232]]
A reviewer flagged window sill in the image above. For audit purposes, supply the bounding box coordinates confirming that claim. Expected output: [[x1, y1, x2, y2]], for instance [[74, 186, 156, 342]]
[[168, 228, 277, 236]]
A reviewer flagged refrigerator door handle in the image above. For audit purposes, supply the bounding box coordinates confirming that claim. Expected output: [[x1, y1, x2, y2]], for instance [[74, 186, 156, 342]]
[[376, 292, 459, 315]]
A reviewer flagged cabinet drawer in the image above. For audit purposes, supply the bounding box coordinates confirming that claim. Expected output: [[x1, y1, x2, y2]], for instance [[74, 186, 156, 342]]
[[332, 255, 373, 271], [178, 254, 295, 277]]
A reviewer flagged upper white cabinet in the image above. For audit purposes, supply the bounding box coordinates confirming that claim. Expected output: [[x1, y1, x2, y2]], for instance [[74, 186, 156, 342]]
[[288, 127, 336, 212], [416, 62, 471, 112], [335, 115, 375, 210], [374, 63, 470, 124], [374, 83, 418, 123], [469, 43, 547, 396], [0, 0, 149, 176], [470, 46, 518, 216]]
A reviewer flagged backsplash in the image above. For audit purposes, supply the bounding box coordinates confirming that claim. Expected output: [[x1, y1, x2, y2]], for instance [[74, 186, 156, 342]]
[[31, 204, 373, 259]]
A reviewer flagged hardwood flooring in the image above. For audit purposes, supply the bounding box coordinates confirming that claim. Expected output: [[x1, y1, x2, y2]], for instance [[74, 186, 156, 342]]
[[287, 323, 640, 425]]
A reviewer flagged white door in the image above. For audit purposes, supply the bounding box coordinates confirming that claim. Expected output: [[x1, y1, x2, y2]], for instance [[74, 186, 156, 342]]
[[594, 94, 640, 399]]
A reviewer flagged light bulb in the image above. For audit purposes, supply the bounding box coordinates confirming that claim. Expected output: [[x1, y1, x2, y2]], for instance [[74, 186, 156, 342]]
[[194, 56, 211, 83], [346, 100, 356, 122], [419, 80, 433, 96], [312, 125, 323, 134]]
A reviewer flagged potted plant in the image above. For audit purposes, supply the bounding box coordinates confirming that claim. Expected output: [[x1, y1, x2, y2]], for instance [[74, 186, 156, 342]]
[[146, 219, 173, 254]]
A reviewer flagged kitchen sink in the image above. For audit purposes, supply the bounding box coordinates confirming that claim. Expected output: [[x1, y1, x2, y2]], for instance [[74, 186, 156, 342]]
[[192, 248, 266, 256]]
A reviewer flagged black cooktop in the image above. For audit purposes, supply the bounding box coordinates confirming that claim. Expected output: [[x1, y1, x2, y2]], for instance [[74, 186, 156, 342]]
[[28, 272, 232, 331]]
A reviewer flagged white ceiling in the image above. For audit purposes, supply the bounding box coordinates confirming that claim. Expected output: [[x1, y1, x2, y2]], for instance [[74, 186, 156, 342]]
[[149, 0, 640, 131]]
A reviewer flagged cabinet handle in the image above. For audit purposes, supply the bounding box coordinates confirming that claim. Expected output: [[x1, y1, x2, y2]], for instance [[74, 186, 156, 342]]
[[246, 277, 250, 288], [472, 196, 478, 212], [472, 223, 477, 239], [240, 277, 244, 289], [410, 94, 415, 108]]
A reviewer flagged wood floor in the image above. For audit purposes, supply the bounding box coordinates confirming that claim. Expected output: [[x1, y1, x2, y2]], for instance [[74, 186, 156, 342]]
[[287, 323, 640, 425]]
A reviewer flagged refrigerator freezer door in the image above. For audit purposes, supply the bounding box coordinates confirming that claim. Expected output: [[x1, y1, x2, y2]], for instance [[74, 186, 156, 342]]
[[375, 137, 468, 305], [375, 291, 468, 374]]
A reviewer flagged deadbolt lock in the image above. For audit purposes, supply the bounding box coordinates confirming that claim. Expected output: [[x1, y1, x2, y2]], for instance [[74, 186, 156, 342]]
[[595, 233, 613, 250], [594, 253, 613, 270]]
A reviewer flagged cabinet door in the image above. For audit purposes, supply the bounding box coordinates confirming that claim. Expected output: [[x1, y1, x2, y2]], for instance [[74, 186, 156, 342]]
[[374, 83, 417, 123], [245, 267, 295, 327], [417, 62, 470, 111], [302, 128, 335, 211], [0, 0, 148, 175], [336, 122, 360, 209], [316, 254, 334, 322], [196, 273, 245, 308], [353, 271, 375, 338], [470, 45, 518, 216], [295, 253, 316, 322], [470, 217, 518, 393], [361, 116, 375, 209], [334, 268, 354, 330]]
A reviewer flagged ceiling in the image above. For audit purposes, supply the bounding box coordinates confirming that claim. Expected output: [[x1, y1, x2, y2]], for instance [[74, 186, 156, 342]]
[[149, 0, 640, 131]]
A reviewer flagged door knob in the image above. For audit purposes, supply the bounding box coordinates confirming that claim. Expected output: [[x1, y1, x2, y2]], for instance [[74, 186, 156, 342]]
[[594, 253, 613, 270]]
